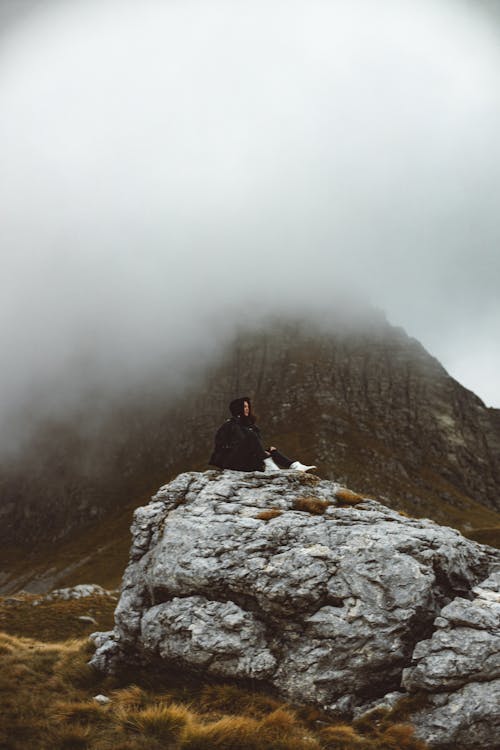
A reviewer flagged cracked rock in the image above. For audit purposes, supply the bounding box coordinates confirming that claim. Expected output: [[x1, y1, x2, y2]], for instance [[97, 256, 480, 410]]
[[90, 470, 499, 747], [399, 569, 500, 748]]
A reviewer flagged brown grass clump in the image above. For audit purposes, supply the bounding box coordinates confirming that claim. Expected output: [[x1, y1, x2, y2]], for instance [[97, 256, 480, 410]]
[[320, 715, 427, 750], [199, 683, 282, 718], [50, 724, 91, 749], [182, 714, 261, 750], [256, 509, 283, 521], [319, 723, 365, 749], [182, 710, 320, 750], [335, 489, 366, 506], [260, 707, 298, 735], [379, 722, 427, 749], [52, 698, 108, 725], [108, 741, 159, 750], [119, 701, 191, 742], [111, 684, 149, 710], [53, 638, 102, 689], [352, 707, 391, 736], [296, 473, 320, 486], [258, 707, 320, 747], [351, 706, 428, 750], [293, 497, 331, 515]]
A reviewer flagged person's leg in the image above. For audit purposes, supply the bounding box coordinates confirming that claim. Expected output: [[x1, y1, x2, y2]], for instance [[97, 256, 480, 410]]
[[269, 448, 293, 469], [270, 447, 317, 472]]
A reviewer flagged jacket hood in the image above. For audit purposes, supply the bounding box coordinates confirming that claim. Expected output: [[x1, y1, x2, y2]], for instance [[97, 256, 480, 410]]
[[229, 397, 251, 417]]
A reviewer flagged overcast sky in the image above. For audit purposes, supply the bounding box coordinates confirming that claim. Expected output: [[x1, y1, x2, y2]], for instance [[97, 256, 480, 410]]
[[1, 0, 499, 449]]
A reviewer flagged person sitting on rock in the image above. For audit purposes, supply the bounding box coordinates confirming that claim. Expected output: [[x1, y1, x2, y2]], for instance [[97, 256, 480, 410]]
[[209, 396, 316, 473]]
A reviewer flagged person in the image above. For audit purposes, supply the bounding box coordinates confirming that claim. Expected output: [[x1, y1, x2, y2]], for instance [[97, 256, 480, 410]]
[[209, 396, 316, 473]]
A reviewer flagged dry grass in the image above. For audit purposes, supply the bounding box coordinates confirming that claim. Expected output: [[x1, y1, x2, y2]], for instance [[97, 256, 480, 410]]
[[199, 684, 282, 718], [182, 714, 261, 750], [0, 592, 116, 641], [335, 489, 366, 506], [296, 473, 321, 486], [256, 509, 283, 521], [49, 724, 92, 749], [52, 699, 109, 724], [352, 707, 428, 750], [118, 701, 191, 742], [352, 707, 391, 735], [182, 710, 320, 750], [465, 525, 500, 548], [319, 724, 364, 749], [111, 685, 148, 710], [293, 497, 331, 515], [380, 723, 427, 749], [0, 611, 430, 750], [53, 638, 103, 689]]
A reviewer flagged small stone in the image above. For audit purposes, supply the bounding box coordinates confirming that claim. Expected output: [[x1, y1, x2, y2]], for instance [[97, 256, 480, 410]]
[[434, 616, 449, 628], [78, 615, 98, 625], [93, 694, 111, 705]]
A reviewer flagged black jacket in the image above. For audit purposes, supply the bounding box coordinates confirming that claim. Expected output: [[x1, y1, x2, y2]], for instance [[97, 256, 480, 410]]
[[209, 417, 264, 469]]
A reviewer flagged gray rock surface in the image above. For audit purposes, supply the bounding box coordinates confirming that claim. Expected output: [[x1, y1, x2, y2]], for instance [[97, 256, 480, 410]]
[[91, 470, 499, 748], [141, 596, 277, 679], [399, 569, 500, 748], [43, 584, 116, 601]]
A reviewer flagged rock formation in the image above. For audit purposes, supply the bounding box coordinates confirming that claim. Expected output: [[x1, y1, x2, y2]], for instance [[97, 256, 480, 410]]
[[2, 315, 500, 552], [91, 470, 500, 749], [400, 569, 500, 748]]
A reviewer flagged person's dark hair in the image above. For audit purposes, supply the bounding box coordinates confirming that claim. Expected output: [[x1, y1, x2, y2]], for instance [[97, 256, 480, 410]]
[[229, 396, 256, 425]]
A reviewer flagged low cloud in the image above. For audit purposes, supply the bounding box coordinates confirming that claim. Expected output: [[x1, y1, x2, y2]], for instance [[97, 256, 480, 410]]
[[1, 0, 499, 454]]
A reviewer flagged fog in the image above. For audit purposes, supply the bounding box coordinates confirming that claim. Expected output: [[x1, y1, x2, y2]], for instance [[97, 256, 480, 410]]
[[1, 0, 500, 452]]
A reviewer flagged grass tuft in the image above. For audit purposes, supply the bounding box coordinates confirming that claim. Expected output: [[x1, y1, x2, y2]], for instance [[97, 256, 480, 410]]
[[111, 684, 148, 710], [50, 724, 91, 749], [52, 699, 108, 725], [119, 701, 191, 742], [256, 509, 283, 521], [380, 722, 427, 749], [293, 497, 331, 515], [260, 707, 298, 736], [296, 473, 320, 486], [319, 723, 364, 748], [199, 684, 282, 718], [54, 640, 101, 689], [182, 714, 260, 750], [352, 707, 391, 736], [0, 593, 116, 641], [335, 489, 366, 505]]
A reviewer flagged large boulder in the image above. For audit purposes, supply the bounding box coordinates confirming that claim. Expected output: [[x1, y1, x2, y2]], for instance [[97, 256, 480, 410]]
[[91, 470, 499, 748]]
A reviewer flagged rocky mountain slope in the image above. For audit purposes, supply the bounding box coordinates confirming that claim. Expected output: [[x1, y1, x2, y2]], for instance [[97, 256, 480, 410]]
[[1, 314, 500, 591], [91, 470, 500, 749]]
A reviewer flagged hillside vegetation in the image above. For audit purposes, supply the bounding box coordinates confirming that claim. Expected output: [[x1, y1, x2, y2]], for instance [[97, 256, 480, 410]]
[[0, 593, 428, 750]]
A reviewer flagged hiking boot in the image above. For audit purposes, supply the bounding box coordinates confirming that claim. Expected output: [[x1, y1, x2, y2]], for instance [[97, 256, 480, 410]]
[[290, 461, 317, 472]]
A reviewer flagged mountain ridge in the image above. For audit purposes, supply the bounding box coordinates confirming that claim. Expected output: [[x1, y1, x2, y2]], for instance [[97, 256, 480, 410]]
[[1, 313, 499, 592]]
